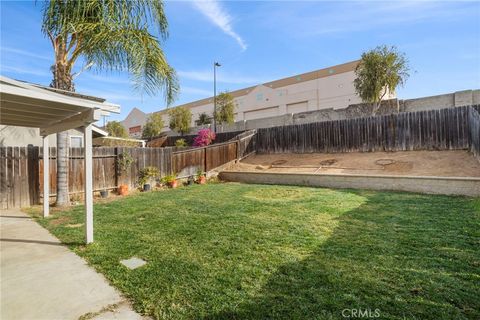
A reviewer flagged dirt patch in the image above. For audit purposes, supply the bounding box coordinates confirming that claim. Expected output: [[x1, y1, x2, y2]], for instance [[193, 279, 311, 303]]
[[231, 150, 480, 177], [66, 223, 83, 228], [319, 159, 338, 166], [384, 161, 414, 173], [50, 216, 72, 226], [375, 159, 395, 166], [271, 159, 287, 165]]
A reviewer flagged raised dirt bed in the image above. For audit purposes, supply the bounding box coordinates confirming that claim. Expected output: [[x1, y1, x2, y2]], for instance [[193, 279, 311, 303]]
[[220, 150, 480, 196]]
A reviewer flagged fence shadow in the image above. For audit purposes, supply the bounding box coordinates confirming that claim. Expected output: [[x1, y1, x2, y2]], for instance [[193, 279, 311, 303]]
[[202, 191, 479, 320]]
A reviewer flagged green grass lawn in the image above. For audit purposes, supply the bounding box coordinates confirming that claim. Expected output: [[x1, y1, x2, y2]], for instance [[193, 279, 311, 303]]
[[29, 183, 479, 320]]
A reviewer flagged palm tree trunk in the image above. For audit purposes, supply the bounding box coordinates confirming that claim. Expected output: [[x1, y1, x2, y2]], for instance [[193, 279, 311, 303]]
[[52, 58, 74, 207], [56, 131, 70, 206]]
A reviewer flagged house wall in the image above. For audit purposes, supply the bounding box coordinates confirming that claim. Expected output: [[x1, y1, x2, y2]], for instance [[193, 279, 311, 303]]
[[119, 107, 149, 138], [0, 126, 85, 147]]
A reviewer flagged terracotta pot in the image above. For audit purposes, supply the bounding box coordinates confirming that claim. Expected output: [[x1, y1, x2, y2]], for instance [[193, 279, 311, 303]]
[[197, 176, 206, 185], [168, 180, 178, 188], [118, 184, 128, 196]]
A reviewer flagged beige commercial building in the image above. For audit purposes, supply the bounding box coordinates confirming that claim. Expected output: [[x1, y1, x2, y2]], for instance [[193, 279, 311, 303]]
[[121, 60, 388, 136], [119, 59, 480, 138]]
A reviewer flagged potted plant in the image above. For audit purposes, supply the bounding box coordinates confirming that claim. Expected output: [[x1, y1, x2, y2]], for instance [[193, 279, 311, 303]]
[[163, 174, 178, 188], [196, 169, 206, 184], [118, 184, 129, 196], [139, 166, 160, 191], [117, 152, 134, 196]]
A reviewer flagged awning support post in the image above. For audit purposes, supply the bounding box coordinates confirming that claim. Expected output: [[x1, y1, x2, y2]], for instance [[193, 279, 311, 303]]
[[42, 135, 50, 218], [84, 124, 94, 243]]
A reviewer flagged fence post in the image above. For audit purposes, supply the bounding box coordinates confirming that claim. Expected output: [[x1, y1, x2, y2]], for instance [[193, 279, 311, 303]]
[[236, 138, 240, 162], [114, 147, 119, 188], [204, 147, 207, 173]]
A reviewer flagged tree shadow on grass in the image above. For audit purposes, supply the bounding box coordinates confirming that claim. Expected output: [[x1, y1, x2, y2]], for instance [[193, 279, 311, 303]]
[[203, 191, 480, 320]]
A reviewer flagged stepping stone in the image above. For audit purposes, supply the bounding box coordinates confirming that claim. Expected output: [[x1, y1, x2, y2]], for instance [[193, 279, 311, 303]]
[[120, 257, 147, 270]]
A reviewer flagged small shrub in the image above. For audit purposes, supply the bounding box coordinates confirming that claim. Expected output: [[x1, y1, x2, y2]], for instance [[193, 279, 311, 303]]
[[175, 139, 187, 147], [193, 128, 216, 147], [162, 173, 177, 184], [139, 166, 160, 186], [117, 152, 134, 174]]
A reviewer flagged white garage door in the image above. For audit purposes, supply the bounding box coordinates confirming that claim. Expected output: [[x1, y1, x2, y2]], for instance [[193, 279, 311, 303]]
[[287, 101, 308, 114], [244, 106, 279, 120]]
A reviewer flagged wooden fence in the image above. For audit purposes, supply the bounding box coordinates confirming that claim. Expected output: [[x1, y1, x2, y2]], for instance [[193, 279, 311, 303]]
[[1, 147, 173, 209], [0, 131, 252, 209], [255, 106, 473, 154], [0, 146, 38, 209], [469, 107, 480, 162], [37, 147, 173, 195], [171, 131, 256, 177], [235, 130, 257, 159]]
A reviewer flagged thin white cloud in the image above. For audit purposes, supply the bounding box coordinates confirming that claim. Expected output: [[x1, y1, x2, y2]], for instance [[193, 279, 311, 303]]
[[76, 87, 142, 102], [0, 46, 51, 61], [192, 0, 247, 51], [260, 1, 476, 38], [83, 73, 132, 85], [178, 70, 266, 85], [0, 65, 50, 77], [181, 86, 212, 96]]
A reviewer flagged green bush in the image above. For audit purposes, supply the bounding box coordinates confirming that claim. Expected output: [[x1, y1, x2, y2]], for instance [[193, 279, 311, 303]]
[[138, 166, 160, 186], [175, 138, 187, 147]]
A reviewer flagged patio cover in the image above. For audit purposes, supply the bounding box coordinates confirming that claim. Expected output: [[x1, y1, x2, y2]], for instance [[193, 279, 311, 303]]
[[0, 76, 120, 243]]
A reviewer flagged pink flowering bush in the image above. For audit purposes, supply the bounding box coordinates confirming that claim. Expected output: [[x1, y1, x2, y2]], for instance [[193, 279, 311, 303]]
[[193, 128, 216, 147]]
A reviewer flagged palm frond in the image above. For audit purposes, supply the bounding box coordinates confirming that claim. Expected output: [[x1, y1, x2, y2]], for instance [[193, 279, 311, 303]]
[[41, 0, 177, 104]]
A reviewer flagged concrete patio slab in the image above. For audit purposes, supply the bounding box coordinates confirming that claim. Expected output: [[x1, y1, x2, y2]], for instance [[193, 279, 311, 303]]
[[0, 209, 145, 320]]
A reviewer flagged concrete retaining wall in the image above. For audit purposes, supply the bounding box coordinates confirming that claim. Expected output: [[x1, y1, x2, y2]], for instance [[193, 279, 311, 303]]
[[219, 171, 480, 197]]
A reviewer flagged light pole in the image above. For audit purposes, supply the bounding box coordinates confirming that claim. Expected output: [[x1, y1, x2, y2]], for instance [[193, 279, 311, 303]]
[[213, 61, 221, 133]]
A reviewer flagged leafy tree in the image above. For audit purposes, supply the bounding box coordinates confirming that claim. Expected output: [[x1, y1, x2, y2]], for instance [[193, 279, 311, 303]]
[[168, 107, 192, 135], [354, 45, 410, 115], [142, 113, 165, 138], [41, 0, 178, 206], [106, 121, 128, 138], [196, 112, 211, 126], [214, 91, 235, 124]]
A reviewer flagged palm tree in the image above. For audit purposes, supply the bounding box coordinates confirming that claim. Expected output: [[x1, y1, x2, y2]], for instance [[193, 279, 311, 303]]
[[41, 0, 178, 206]]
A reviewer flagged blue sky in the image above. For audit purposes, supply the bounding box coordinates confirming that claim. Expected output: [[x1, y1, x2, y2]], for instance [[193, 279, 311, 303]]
[[1, 1, 479, 121]]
